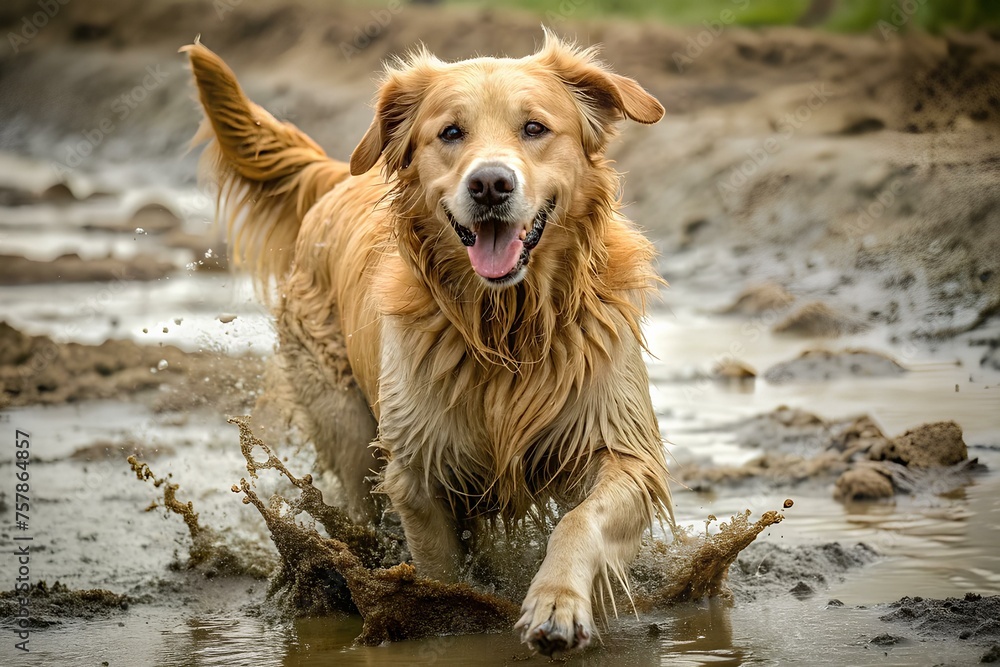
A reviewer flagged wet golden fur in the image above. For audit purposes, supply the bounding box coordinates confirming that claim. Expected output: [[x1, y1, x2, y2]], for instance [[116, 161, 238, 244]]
[[184, 33, 672, 655]]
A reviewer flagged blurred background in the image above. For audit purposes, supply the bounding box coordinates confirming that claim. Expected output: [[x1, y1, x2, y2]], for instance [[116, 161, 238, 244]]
[[1, 1, 999, 665]]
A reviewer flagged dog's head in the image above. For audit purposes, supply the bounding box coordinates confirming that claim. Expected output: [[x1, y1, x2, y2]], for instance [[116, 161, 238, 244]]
[[350, 31, 663, 288]]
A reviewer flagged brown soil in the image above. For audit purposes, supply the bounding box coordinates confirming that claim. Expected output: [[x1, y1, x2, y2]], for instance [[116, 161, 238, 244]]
[[0, 322, 264, 413], [834, 464, 895, 502], [712, 358, 757, 382], [720, 283, 796, 316], [879, 593, 1000, 645], [0, 253, 175, 286], [870, 420, 969, 468], [772, 302, 868, 338], [83, 203, 182, 235], [763, 348, 906, 384], [678, 408, 975, 503], [727, 541, 879, 603], [67, 438, 175, 462], [0, 581, 130, 628]]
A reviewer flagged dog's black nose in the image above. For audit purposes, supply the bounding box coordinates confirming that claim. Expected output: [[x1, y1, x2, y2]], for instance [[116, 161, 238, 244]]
[[467, 164, 516, 207]]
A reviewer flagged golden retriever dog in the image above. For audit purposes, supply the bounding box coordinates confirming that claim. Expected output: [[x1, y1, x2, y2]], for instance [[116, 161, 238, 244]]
[[183, 31, 671, 655]]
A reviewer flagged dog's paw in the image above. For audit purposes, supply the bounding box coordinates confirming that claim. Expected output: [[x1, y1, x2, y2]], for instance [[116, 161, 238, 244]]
[[516, 585, 594, 656]]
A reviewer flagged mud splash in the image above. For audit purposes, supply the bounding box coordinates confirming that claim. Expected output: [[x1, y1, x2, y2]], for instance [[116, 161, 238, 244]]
[[128, 455, 274, 579], [229, 417, 520, 644], [633, 509, 785, 610], [226, 418, 791, 643]]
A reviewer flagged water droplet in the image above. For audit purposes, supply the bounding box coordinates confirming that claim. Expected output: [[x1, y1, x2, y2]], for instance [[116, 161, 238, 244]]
[[135, 227, 145, 234], [157, 359, 169, 371]]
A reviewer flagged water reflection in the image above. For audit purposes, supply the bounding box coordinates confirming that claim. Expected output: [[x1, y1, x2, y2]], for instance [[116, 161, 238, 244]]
[[647, 599, 744, 666], [275, 599, 744, 667]]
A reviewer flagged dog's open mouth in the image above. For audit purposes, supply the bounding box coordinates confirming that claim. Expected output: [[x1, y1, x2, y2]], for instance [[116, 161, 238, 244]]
[[444, 198, 556, 284]]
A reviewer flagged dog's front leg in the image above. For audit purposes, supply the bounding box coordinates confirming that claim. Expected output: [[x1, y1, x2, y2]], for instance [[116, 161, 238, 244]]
[[517, 454, 657, 655], [382, 457, 462, 582]]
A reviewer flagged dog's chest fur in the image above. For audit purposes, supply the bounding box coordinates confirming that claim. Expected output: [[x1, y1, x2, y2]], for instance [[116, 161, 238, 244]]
[[375, 308, 654, 519]]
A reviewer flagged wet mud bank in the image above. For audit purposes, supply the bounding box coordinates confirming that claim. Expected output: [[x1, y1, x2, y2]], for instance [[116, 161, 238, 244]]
[[0, 321, 265, 411]]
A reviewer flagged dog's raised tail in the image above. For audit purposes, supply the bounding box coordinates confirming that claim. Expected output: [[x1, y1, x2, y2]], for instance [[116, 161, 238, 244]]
[[182, 41, 350, 292]]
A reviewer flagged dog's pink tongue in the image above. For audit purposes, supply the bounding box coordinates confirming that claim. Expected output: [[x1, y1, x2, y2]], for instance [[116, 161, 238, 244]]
[[468, 222, 523, 279]]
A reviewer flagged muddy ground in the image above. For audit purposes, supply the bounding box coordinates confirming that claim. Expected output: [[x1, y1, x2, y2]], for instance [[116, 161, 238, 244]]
[[1, 1, 999, 665]]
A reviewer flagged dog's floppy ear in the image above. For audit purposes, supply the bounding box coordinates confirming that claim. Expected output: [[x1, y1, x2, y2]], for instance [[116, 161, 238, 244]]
[[536, 29, 664, 154], [350, 51, 436, 176]]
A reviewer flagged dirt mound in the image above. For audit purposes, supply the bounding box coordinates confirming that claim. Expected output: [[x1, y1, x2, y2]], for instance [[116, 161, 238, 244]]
[[727, 541, 879, 603], [0, 253, 175, 286], [772, 302, 869, 338], [834, 464, 895, 501], [763, 348, 906, 384], [712, 358, 757, 382], [0, 322, 264, 412], [68, 438, 174, 462], [879, 593, 1000, 644], [721, 283, 796, 315], [679, 407, 977, 503], [838, 419, 978, 501], [0, 581, 130, 628], [870, 420, 968, 468]]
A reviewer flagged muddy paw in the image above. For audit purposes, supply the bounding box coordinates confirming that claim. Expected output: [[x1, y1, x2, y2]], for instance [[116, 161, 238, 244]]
[[516, 587, 594, 656]]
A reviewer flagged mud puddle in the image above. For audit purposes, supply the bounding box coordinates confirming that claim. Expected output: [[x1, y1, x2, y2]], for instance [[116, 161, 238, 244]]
[[2, 285, 998, 664]]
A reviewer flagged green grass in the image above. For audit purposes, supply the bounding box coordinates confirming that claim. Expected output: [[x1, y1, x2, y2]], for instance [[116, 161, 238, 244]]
[[825, 0, 1000, 32], [446, 0, 1000, 31], [447, 0, 808, 26]]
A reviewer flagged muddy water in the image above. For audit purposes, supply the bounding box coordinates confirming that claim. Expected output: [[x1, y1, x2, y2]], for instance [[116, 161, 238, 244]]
[[2, 183, 999, 665]]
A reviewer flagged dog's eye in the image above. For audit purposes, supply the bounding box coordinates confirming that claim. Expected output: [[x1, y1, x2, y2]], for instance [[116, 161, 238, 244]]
[[523, 121, 548, 138], [439, 125, 464, 142]]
